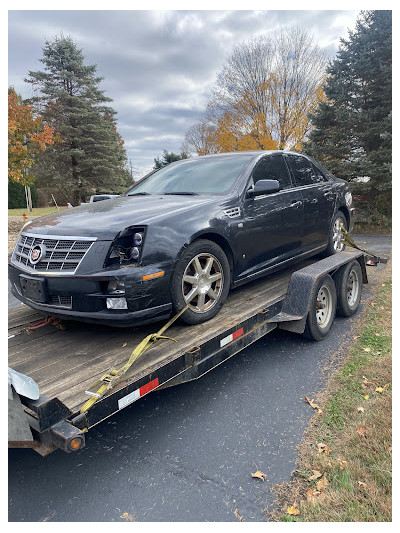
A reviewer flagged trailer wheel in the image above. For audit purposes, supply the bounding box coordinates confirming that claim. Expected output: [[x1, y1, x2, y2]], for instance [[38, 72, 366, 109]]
[[303, 275, 337, 341], [334, 260, 363, 317], [171, 239, 231, 325]]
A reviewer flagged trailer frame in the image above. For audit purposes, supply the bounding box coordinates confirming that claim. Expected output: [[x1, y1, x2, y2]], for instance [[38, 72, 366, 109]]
[[9, 251, 367, 455]]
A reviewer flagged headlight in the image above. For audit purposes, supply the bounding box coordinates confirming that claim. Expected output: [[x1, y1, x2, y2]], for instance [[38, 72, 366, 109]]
[[106, 227, 146, 266], [133, 232, 143, 246]]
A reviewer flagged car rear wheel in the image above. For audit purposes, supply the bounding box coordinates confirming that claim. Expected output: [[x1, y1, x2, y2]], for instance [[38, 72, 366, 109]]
[[323, 211, 347, 257], [171, 239, 231, 325]]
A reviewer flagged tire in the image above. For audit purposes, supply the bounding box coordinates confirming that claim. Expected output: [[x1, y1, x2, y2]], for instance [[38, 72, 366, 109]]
[[303, 275, 337, 341], [171, 239, 231, 325], [322, 211, 347, 257], [334, 260, 363, 317]]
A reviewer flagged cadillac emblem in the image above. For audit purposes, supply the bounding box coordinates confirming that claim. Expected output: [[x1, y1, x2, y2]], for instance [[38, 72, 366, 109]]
[[29, 244, 46, 265]]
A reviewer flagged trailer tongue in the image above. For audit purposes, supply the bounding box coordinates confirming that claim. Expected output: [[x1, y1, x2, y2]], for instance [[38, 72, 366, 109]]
[[9, 251, 367, 455]]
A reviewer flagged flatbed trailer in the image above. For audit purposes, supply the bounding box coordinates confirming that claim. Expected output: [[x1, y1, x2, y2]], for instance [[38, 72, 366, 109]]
[[8, 251, 368, 455]]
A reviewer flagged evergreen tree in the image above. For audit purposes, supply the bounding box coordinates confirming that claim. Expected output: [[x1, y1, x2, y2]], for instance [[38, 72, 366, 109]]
[[153, 149, 190, 169], [304, 11, 392, 221], [26, 35, 127, 205]]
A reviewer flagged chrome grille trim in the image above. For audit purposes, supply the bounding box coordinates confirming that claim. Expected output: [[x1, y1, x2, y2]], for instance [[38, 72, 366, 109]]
[[11, 232, 97, 275]]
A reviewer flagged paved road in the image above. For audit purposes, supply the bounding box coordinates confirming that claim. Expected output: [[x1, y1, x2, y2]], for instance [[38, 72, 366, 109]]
[[8, 236, 391, 522]]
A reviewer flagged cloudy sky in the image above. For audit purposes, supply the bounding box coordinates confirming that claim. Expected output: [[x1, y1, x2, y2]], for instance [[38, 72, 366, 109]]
[[8, 9, 359, 175]]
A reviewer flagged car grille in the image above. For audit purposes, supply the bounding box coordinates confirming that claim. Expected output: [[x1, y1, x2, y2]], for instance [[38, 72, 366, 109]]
[[48, 295, 73, 308], [12, 233, 96, 274]]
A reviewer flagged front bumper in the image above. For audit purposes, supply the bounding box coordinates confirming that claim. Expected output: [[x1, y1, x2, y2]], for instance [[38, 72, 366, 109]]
[[8, 262, 173, 327]]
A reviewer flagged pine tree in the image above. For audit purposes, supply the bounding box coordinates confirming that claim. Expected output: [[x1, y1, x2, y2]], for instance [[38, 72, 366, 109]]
[[304, 11, 392, 222], [153, 149, 190, 169], [26, 35, 127, 205]]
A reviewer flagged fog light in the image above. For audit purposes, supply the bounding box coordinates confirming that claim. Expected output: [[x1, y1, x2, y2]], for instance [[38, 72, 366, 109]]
[[106, 297, 128, 310], [130, 247, 140, 260], [133, 232, 143, 246]]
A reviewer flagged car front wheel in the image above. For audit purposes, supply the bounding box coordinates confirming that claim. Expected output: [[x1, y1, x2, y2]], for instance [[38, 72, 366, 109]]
[[171, 239, 231, 325]]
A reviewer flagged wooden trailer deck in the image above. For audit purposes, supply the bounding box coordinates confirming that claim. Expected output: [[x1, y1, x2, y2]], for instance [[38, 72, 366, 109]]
[[8, 260, 313, 412]]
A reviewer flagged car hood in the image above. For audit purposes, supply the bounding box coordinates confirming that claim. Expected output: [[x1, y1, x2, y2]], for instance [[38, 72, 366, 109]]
[[23, 195, 219, 239]]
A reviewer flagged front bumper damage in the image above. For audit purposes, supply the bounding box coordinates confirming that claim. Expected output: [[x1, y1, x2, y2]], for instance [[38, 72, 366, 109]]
[[8, 261, 173, 327]]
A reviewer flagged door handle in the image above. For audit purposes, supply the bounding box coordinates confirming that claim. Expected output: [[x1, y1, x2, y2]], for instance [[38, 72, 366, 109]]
[[290, 200, 302, 208]]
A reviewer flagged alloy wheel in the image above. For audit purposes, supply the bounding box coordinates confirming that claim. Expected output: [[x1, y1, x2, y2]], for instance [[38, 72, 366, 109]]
[[332, 217, 345, 252], [182, 253, 224, 313]]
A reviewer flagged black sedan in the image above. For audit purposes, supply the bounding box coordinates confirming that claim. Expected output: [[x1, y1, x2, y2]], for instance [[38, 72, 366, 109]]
[[9, 151, 354, 326]]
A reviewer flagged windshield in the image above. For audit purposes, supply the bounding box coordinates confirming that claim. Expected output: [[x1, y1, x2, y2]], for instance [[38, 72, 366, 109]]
[[126, 155, 253, 196]]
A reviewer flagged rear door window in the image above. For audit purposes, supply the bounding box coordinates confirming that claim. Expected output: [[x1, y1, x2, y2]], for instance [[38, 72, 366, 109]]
[[287, 154, 329, 186]]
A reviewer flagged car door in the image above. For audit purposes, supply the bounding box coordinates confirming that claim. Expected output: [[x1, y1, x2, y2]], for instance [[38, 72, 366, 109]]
[[235, 153, 304, 279], [284, 153, 336, 250]]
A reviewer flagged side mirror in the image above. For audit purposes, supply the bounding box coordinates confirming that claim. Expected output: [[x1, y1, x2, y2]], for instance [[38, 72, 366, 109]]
[[247, 179, 280, 197]]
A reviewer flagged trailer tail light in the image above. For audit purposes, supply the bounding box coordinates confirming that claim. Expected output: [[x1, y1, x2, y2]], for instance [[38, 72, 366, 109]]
[[68, 437, 84, 451], [220, 327, 244, 347]]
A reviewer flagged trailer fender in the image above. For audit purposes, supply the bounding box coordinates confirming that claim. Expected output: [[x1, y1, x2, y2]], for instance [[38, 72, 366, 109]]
[[268, 252, 366, 334]]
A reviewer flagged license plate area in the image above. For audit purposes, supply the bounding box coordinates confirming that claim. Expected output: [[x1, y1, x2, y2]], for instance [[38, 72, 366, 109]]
[[19, 275, 47, 303]]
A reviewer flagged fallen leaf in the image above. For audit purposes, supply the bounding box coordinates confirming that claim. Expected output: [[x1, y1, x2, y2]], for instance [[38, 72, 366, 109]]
[[357, 407, 365, 413], [375, 387, 384, 393], [383, 383, 390, 391], [287, 506, 300, 516], [251, 470, 267, 481], [308, 470, 323, 481], [317, 442, 331, 455], [120, 512, 134, 522], [305, 396, 321, 410], [361, 383, 367, 389], [122, 342, 128, 348], [316, 475, 329, 491], [338, 459, 348, 470], [234, 508, 243, 521], [363, 347, 371, 353], [364, 395, 369, 400], [357, 481, 367, 487], [384, 442, 392, 453], [306, 488, 320, 500], [357, 428, 367, 437], [375, 333, 380, 337]]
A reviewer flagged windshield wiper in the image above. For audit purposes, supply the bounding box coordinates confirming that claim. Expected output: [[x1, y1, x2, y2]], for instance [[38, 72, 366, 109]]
[[128, 192, 151, 196], [163, 192, 199, 196]]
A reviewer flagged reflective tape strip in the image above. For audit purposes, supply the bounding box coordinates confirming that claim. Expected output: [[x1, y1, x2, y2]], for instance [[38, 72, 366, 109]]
[[118, 378, 159, 410], [220, 327, 244, 348]]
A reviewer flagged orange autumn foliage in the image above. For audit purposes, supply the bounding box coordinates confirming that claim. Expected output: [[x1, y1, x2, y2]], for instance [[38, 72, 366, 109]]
[[8, 88, 56, 185]]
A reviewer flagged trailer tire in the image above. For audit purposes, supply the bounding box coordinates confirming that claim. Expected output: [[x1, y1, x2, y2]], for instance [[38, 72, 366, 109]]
[[304, 275, 337, 341], [171, 239, 231, 325], [334, 260, 363, 317]]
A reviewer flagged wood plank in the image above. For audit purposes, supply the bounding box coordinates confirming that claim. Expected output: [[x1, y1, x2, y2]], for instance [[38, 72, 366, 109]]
[[8, 259, 313, 409]]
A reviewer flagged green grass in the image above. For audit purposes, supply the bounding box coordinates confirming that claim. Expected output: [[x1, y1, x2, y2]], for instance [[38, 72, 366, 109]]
[[8, 207, 67, 217], [273, 276, 392, 522]]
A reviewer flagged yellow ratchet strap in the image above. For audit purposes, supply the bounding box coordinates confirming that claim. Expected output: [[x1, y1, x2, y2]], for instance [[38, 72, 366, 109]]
[[80, 304, 189, 414], [340, 224, 384, 259]]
